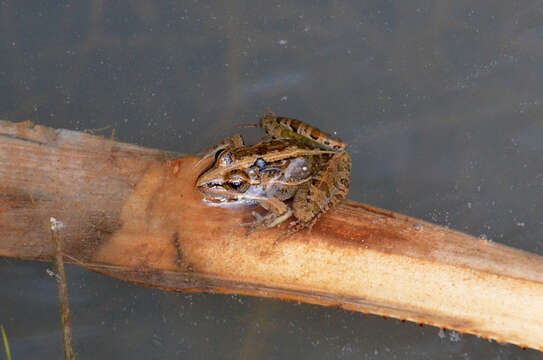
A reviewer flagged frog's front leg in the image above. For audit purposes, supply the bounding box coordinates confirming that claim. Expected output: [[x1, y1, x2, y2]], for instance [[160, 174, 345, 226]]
[[246, 197, 292, 234], [194, 134, 244, 169]]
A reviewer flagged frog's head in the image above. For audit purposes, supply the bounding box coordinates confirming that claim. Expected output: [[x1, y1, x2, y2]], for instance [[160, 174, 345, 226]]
[[196, 150, 252, 200]]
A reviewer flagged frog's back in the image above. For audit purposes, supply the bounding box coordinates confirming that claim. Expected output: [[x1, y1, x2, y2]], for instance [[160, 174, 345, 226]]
[[230, 139, 324, 164]]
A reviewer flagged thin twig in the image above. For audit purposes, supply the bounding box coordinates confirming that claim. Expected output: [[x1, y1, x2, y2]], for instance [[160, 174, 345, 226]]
[[50, 217, 75, 360]]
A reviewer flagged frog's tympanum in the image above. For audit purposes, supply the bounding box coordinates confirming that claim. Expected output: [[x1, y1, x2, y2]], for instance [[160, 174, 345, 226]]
[[196, 113, 351, 236]]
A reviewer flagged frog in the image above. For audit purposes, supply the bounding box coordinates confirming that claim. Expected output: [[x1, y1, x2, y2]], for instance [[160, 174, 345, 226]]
[[195, 113, 351, 237]]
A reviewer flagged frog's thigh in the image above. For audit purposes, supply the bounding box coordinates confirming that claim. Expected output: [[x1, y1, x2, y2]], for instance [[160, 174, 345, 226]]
[[320, 151, 351, 202], [329, 151, 351, 192], [293, 151, 351, 223], [292, 183, 315, 223]]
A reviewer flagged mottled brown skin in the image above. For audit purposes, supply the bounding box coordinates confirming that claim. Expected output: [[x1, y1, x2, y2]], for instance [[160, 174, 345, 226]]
[[260, 114, 346, 151], [293, 151, 351, 229]]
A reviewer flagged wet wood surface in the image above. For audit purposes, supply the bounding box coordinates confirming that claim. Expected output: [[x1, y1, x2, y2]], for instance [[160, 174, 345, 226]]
[[1, 120, 542, 351]]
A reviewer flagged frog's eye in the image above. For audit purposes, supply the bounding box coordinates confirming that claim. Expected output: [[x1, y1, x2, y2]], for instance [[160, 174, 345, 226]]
[[226, 171, 250, 192], [227, 179, 249, 192], [218, 151, 232, 166], [229, 180, 244, 190]]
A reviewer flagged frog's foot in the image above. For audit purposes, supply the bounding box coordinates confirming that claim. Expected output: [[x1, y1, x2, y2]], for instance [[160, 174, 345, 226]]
[[243, 211, 276, 236], [241, 197, 293, 235], [272, 216, 320, 246], [272, 230, 294, 247], [240, 211, 272, 235], [243, 209, 293, 236]]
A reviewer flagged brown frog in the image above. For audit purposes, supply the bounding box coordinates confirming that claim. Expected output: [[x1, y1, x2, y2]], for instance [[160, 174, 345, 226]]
[[196, 113, 351, 236]]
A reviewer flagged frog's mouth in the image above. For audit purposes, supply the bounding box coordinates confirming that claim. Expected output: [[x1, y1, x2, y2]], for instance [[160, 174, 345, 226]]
[[197, 181, 227, 193], [199, 179, 251, 194]]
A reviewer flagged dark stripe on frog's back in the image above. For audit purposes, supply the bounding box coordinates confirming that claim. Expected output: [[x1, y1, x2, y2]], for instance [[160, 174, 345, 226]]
[[232, 139, 299, 159], [230, 139, 331, 167], [271, 116, 346, 151]]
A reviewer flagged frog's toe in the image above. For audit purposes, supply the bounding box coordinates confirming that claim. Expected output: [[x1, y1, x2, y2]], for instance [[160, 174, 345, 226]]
[[239, 211, 263, 226], [284, 218, 314, 237], [242, 211, 275, 235], [245, 225, 258, 237], [243, 209, 294, 236], [272, 223, 304, 246]]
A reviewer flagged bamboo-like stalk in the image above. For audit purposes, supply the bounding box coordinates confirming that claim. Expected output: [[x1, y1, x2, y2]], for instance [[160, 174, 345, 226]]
[[1, 120, 542, 351]]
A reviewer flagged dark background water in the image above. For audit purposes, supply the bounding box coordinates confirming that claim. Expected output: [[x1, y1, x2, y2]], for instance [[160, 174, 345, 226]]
[[2, 1, 543, 359]]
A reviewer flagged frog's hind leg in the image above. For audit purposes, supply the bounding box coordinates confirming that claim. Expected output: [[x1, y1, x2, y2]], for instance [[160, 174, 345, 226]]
[[273, 152, 350, 245], [291, 151, 351, 232]]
